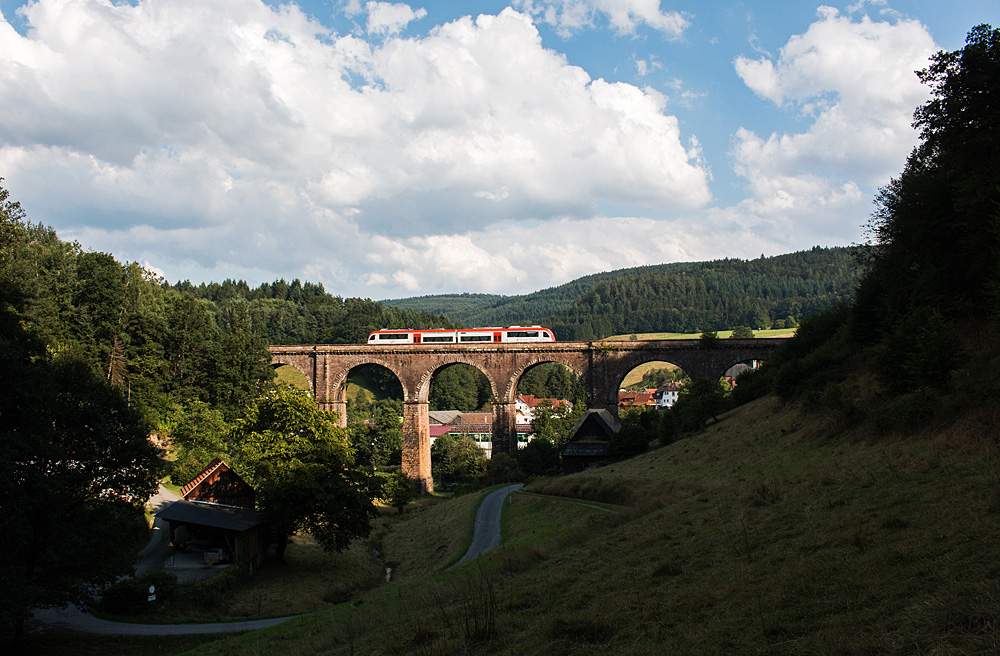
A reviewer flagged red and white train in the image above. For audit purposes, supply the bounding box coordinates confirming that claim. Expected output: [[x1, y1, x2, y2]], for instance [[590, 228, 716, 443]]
[[367, 326, 555, 345]]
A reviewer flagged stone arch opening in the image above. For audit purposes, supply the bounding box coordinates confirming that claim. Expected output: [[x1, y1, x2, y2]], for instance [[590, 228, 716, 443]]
[[426, 362, 494, 412], [422, 362, 495, 462], [329, 361, 406, 406], [343, 363, 405, 472], [722, 358, 764, 388], [511, 361, 587, 451], [272, 363, 311, 392], [515, 362, 586, 404], [616, 359, 690, 413], [269, 360, 313, 392], [340, 363, 404, 416]]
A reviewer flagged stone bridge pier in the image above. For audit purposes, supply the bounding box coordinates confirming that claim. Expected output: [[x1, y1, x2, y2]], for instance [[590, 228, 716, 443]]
[[268, 339, 783, 494]]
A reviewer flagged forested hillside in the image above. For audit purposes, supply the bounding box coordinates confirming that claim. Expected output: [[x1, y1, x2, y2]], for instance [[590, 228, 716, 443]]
[[383, 265, 677, 326], [548, 248, 857, 339], [381, 292, 505, 318], [174, 278, 456, 346], [387, 247, 859, 339]]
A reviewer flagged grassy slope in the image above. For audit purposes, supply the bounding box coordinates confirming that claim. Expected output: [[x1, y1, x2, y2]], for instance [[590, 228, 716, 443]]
[[156, 396, 1000, 654], [605, 328, 797, 340]]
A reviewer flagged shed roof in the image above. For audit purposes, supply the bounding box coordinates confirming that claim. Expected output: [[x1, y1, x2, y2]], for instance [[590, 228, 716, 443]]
[[428, 410, 462, 425], [179, 457, 228, 499], [570, 409, 622, 439], [156, 500, 267, 532]]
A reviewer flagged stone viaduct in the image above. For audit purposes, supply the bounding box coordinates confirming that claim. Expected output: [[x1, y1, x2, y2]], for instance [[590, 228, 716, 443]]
[[268, 339, 783, 493]]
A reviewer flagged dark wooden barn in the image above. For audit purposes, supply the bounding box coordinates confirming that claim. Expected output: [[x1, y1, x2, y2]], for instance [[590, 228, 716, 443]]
[[561, 409, 622, 473], [157, 459, 269, 568]]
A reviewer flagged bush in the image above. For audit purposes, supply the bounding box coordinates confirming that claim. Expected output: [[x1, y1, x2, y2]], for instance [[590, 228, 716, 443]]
[[187, 565, 240, 608], [672, 378, 732, 433], [873, 391, 936, 435], [608, 424, 651, 460], [730, 366, 773, 407], [658, 410, 677, 446], [515, 438, 560, 476], [98, 569, 179, 616], [486, 453, 524, 484], [383, 471, 416, 514]]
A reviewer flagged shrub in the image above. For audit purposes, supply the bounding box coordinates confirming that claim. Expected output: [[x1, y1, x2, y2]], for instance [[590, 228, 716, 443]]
[[98, 569, 179, 616], [515, 438, 560, 476], [486, 453, 524, 484], [187, 565, 239, 608], [608, 424, 651, 460]]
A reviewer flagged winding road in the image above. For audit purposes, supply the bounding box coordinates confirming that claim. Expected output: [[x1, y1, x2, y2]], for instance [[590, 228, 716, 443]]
[[451, 483, 523, 568]]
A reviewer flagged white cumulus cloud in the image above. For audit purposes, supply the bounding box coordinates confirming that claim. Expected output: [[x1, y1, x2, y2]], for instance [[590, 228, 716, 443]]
[[365, 1, 426, 37], [0, 0, 710, 295], [730, 6, 937, 243]]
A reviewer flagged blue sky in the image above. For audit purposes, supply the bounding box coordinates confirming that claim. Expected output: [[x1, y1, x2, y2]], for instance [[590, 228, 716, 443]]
[[1, 1, 997, 298]]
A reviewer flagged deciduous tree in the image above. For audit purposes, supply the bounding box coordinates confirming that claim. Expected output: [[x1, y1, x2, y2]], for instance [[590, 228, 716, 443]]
[[230, 385, 379, 557]]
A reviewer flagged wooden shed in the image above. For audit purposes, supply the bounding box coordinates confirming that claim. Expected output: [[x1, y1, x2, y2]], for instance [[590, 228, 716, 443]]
[[180, 457, 255, 509], [157, 499, 269, 568], [562, 409, 622, 473], [157, 459, 269, 568]]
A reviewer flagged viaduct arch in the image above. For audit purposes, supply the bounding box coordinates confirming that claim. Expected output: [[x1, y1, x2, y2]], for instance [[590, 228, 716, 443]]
[[269, 339, 783, 493]]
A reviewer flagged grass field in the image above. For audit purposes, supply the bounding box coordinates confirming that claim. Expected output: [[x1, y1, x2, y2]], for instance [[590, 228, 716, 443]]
[[20, 395, 1000, 655], [618, 361, 681, 390], [605, 328, 797, 340], [274, 364, 310, 390]]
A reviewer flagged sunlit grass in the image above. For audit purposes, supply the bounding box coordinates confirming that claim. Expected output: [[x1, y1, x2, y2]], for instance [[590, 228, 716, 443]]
[[274, 364, 310, 390], [605, 327, 796, 340]]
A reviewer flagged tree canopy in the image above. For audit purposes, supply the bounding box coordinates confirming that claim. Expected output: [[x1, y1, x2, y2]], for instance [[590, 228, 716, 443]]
[[230, 385, 380, 556], [1, 193, 162, 642], [859, 25, 1000, 328]]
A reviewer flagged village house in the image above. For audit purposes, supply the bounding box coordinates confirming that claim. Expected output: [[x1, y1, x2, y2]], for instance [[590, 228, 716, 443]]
[[617, 389, 656, 409], [514, 394, 573, 424], [653, 381, 683, 409], [427, 400, 568, 457], [428, 410, 494, 456]]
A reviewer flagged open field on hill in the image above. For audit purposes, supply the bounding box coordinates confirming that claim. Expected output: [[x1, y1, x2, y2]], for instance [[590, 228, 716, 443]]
[[618, 361, 681, 390], [126, 394, 1000, 655], [606, 328, 797, 340]]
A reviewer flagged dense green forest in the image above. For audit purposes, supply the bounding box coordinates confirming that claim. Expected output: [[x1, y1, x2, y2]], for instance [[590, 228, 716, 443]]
[[380, 292, 505, 317], [385, 247, 859, 339], [174, 278, 456, 345]]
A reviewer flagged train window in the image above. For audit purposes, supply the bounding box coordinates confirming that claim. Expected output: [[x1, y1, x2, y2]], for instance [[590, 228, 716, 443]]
[[460, 334, 492, 342], [423, 335, 455, 342], [506, 331, 539, 338], [378, 333, 409, 340]]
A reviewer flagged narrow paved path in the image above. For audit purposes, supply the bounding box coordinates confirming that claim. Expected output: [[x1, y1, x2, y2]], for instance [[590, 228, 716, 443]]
[[28, 606, 299, 635], [27, 484, 302, 636], [451, 483, 523, 568], [136, 484, 180, 573]]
